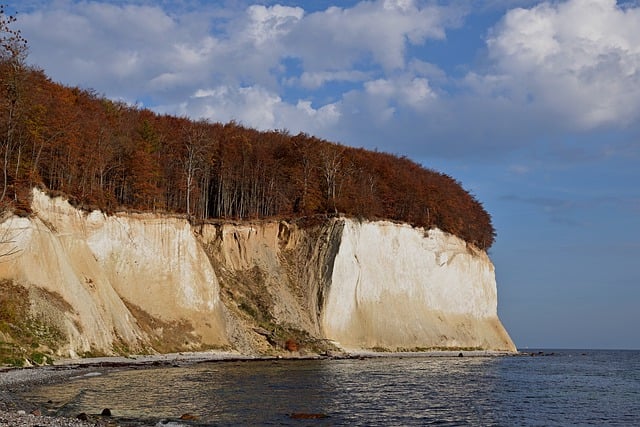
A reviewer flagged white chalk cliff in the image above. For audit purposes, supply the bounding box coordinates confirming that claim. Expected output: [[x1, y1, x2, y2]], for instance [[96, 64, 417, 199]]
[[322, 221, 513, 351], [0, 189, 515, 359]]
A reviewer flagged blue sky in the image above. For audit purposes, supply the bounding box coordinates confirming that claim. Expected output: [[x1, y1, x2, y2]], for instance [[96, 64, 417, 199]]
[[8, 0, 640, 349]]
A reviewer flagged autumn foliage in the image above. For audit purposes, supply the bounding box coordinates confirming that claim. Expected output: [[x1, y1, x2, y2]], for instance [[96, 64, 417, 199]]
[[0, 62, 496, 248]]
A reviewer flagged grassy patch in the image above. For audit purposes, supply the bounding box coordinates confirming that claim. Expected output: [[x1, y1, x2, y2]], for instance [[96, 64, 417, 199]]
[[0, 280, 65, 367]]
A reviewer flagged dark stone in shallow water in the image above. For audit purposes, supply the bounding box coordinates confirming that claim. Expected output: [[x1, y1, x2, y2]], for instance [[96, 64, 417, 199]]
[[180, 413, 199, 420], [529, 351, 556, 357], [290, 413, 329, 419], [101, 408, 112, 416]]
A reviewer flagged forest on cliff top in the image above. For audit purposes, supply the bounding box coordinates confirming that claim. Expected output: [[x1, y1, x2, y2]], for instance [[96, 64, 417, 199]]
[[0, 8, 495, 249]]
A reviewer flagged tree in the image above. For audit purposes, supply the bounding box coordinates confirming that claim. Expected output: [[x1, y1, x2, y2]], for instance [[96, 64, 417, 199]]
[[318, 143, 346, 214], [0, 48, 497, 248], [180, 120, 209, 218], [0, 4, 28, 203], [126, 115, 164, 210], [0, 5, 26, 63]]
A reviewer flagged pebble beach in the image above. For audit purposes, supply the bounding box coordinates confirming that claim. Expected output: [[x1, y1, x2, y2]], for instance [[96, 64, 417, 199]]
[[0, 351, 254, 427], [1, 365, 109, 427]]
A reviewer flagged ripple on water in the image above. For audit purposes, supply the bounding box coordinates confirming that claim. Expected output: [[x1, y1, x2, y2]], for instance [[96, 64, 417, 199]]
[[19, 351, 640, 426]]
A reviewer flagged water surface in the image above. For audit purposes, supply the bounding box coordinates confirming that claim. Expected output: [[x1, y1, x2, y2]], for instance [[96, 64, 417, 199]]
[[21, 350, 640, 426]]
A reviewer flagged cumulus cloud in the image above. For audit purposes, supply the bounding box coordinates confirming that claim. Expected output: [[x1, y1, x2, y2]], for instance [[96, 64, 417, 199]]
[[244, 4, 303, 45], [485, 0, 640, 129], [290, 70, 369, 89], [365, 76, 436, 109], [285, 0, 463, 72], [187, 85, 283, 130], [167, 84, 341, 135], [20, 2, 215, 101], [17, 0, 640, 161], [16, 0, 461, 142]]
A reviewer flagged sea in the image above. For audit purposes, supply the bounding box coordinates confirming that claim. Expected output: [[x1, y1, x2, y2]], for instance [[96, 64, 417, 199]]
[[19, 350, 640, 426]]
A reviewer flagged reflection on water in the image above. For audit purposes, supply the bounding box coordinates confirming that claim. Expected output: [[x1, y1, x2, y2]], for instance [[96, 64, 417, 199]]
[[21, 351, 640, 426]]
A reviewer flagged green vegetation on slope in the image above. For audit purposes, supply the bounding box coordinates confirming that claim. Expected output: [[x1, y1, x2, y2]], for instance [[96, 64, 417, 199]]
[[0, 280, 64, 366]]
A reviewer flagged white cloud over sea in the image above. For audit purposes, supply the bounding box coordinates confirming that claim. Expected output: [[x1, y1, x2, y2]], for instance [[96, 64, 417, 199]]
[[485, 0, 640, 129]]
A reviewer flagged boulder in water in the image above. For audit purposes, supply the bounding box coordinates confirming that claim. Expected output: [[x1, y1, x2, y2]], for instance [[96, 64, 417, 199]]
[[290, 413, 329, 419]]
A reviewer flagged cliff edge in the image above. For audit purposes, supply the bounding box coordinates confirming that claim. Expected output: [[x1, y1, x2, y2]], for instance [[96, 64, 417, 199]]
[[0, 189, 515, 365]]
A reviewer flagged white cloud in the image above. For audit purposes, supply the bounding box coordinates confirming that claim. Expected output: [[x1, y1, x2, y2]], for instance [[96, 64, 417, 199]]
[[178, 85, 282, 130], [295, 100, 342, 128], [245, 4, 304, 45], [15, 0, 463, 144], [286, 1, 463, 71], [20, 2, 214, 99], [166, 85, 341, 135], [485, 0, 640, 129], [26, 1, 640, 160], [364, 75, 436, 111], [110, 50, 141, 78], [292, 70, 369, 89]]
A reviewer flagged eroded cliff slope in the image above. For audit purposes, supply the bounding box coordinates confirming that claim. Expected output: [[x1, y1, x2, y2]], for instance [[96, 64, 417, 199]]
[[0, 189, 515, 364]]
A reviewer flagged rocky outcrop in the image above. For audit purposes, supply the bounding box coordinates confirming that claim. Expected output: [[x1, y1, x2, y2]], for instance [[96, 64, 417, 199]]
[[0, 189, 515, 362]]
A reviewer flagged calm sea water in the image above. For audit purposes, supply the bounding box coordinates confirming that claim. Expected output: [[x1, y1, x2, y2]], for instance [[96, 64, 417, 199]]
[[21, 350, 640, 426]]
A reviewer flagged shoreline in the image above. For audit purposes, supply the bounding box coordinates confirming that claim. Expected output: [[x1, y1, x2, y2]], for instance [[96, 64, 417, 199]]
[[0, 349, 517, 426]]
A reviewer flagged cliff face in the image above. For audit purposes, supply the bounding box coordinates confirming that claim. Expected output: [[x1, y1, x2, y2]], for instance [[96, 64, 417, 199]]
[[0, 189, 515, 361], [322, 221, 513, 351], [0, 189, 228, 358]]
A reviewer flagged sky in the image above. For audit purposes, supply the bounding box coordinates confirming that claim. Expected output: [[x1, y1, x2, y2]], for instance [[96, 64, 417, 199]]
[[6, 0, 640, 349]]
